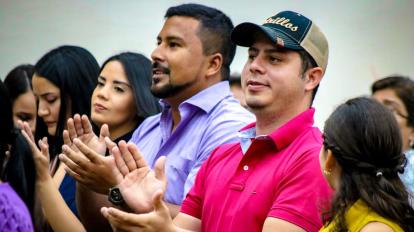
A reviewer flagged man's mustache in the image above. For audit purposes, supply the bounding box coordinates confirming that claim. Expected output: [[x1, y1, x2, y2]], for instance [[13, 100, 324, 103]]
[[152, 62, 171, 75]]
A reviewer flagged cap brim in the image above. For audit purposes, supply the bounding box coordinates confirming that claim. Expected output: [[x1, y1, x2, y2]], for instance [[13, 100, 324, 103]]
[[231, 22, 302, 50]]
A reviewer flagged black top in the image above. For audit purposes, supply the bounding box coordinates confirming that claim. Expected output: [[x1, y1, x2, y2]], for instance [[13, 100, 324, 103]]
[[105, 129, 135, 156]]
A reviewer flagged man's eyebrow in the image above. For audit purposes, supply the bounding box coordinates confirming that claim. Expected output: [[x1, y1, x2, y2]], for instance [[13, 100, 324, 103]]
[[157, 35, 185, 43]]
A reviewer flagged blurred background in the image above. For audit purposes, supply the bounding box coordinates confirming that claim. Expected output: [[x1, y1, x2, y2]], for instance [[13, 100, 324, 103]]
[[1, 0, 413, 127]]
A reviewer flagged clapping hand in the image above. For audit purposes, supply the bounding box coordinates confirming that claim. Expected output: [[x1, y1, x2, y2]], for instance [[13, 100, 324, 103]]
[[19, 120, 51, 182], [101, 190, 175, 232], [111, 141, 166, 213]]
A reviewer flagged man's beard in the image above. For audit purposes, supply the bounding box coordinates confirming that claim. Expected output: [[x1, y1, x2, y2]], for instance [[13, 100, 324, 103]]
[[150, 81, 192, 99], [150, 61, 195, 99]]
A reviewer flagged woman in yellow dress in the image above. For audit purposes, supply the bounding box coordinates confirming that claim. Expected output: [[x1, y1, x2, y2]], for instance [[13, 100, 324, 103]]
[[319, 97, 414, 231]]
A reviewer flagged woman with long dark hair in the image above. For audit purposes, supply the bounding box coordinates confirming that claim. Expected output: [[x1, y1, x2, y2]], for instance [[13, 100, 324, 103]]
[[91, 52, 160, 143], [4, 64, 48, 139], [29, 45, 99, 218], [320, 97, 414, 231], [4, 64, 37, 134]]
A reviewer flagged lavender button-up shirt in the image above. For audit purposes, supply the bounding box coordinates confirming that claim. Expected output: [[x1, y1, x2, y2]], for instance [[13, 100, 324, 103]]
[[130, 81, 254, 205]]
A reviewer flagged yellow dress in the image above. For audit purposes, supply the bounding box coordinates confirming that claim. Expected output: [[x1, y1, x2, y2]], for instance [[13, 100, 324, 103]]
[[319, 199, 403, 232]]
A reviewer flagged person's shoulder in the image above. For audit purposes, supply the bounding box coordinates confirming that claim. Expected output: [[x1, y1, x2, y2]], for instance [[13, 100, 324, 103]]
[[135, 113, 161, 131], [293, 126, 322, 150], [286, 125, 322, 148], [0, 182, 15, 196], [142, 113, 162, 124], [210, 96, 254, 122], [0, 183, 33, 231], [208, 142, 241, 161], [281, 127, 323, 170], [130, 113, 161, 141], [360, 222, 395, 232]]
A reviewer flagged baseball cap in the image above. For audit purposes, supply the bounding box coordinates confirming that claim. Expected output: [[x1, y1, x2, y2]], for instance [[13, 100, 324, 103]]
[[231, 11, 329, 72]]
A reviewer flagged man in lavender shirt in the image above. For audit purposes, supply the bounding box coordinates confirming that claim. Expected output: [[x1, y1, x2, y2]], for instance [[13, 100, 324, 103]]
[[60, 3, 253, 231], [129, 3, 253, 214]]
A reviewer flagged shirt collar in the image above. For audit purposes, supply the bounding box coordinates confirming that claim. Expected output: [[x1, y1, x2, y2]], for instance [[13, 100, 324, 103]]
[[159, 81, 231, 114], [238, 108, 316, 150]]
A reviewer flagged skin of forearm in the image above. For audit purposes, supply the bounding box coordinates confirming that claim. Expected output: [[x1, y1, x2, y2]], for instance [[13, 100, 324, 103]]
[[76, 183, 113, 232], [36, 176, 85, 232], [166, 202, 181, 218], [174, 226, 198, 232]]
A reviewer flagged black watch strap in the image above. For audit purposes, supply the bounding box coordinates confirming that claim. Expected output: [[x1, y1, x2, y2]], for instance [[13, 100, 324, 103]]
[[108, 186, 124, 205]]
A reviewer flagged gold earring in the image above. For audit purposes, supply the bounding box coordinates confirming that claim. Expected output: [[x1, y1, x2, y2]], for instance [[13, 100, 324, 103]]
[[323, 169, 332, 176]]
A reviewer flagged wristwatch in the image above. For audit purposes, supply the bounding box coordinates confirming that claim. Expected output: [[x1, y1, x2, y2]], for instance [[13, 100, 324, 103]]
[[108, 186, 124, 205]]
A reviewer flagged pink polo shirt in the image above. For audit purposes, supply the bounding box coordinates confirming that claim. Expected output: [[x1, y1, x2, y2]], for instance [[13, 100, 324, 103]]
[[180, 108, 332, 231]]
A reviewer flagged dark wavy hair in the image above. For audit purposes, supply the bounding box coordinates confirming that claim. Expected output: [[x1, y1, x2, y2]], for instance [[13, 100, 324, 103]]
[[34, 45, 99, 159], [0, 80, 36, 221], [165, 3, 236, 81], [322, 97, 414, 231], [100, 52, 161, 121]]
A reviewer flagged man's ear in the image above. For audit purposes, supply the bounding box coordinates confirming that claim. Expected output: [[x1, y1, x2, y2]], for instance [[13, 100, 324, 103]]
[[304, 67, 323, 92], [205, 53, 223, 78]]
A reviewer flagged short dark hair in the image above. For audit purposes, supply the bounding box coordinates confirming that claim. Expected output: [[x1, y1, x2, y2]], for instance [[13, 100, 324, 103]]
[[298, 50, 319, 105], [34, 45, 99, 158], [0, 80, 36, 219], [100, 52, 161, 120], [322, 97, 414, 231], [371, 75, 414, 127], [165, 3, 236, 81]]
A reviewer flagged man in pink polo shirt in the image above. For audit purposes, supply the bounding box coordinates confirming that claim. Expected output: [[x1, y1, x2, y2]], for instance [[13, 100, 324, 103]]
[[101, 10, 332, 232]]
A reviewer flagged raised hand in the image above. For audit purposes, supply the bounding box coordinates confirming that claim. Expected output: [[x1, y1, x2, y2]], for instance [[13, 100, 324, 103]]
[[20, 121, 87, 232], [111, 142, 166, 213], [20, 121, 51, 182], [65, 114, 109, 155], [101, 190, 175, 232], [59, 137, 122, 194]]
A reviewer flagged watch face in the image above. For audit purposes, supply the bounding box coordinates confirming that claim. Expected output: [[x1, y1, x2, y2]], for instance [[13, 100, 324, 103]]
[[108, 187, 124, 205]]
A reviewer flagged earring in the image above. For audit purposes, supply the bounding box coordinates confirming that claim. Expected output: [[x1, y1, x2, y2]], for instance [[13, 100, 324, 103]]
[[323, 169, 332, 176], [409, 138, 414, 148]]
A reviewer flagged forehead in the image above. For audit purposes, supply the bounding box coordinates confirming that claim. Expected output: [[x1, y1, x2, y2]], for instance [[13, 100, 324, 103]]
[[13, 91, 37, 110], [373, 88, 401, 102], [100, 60, 129, 82], [372, 88, 407, 109], [159, 16, 201, 40], [32, 75, 60, 94]]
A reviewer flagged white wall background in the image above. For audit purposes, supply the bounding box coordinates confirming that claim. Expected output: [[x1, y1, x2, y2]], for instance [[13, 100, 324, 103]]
[[1, 0, 413, 128]]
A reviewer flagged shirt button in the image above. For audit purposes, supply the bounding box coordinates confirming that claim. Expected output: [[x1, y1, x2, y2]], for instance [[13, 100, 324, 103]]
[[243, 165, 249, 171]]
